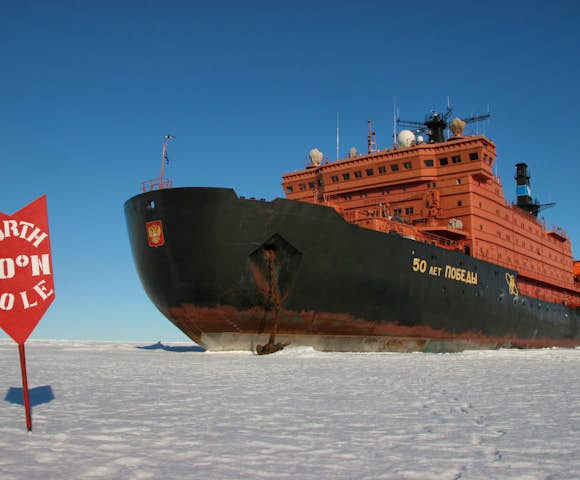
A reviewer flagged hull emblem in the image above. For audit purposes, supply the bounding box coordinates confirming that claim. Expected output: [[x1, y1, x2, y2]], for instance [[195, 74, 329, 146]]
[[505, 273, 519, 298], [146, 220, 164, 247]]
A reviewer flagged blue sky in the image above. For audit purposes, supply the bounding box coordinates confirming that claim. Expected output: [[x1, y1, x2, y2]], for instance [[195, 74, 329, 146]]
[[1, 0, 579, 341]]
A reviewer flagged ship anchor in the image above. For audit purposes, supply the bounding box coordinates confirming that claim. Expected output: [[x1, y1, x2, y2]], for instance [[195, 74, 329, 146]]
[[256, 247, 287, 355]]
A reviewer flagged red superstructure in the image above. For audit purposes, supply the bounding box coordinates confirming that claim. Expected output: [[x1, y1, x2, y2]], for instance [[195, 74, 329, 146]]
[[282, 117, 580, 309]]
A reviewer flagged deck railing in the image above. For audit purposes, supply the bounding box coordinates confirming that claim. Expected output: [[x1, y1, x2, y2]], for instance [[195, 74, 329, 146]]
[[141, 177, 173, 192]]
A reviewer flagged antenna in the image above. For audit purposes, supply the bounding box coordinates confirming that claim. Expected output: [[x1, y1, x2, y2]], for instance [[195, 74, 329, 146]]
[[393, 97, 397, 147], [367, 120, 377, 154], [336, 112, 340, 161], [446, 96, 451, 139]]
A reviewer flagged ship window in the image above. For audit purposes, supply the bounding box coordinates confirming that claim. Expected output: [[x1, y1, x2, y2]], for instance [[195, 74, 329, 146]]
[[343, 173, 350, 180], [456, 178, 462, 184], [299, 183, 306, 191], [405, 207, 414, 215], [424, 159, 434, 167], [286, 186, 294, 193], [403, 162, 412, 169], [439, 157, 448, 166], [308, 182, 315, 189], [457, 201, 462, 206], [331, 175, 339, 183], [394, 208, 402, 216], [317, 179, 323, 186], [391, 164, 399, 172], [366, 169, 374, 176], [469, 152, 479, 161], [452, 155, 461, 163], [354, 171, 362, 178], [378, 166, 387, 174]]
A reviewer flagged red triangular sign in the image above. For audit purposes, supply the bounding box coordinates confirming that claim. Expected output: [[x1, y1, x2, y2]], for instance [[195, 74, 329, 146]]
[[0, 195, 55, 344]]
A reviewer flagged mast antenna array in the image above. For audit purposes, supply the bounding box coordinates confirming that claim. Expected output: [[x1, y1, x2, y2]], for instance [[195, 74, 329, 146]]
[[396, 106, 490, 144]]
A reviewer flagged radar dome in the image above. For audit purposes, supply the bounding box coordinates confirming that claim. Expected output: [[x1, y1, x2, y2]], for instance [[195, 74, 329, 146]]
[[450, 117, 466, 136], [416, 135, 424, 143], [309, 148, 323, 166], [349, 147, 358, 158], [397, 130, 416, 148]]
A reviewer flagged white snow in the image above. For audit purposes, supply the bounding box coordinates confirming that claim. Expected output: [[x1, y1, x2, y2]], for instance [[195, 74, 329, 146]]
[[1, 340, 579, 479]]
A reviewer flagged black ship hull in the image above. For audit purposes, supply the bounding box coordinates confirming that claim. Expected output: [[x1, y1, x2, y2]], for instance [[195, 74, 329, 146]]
[[125, 187, 580, 352]]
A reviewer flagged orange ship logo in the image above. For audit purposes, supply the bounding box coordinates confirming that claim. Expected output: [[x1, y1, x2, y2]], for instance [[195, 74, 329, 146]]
[[146, 220, 164, 247]]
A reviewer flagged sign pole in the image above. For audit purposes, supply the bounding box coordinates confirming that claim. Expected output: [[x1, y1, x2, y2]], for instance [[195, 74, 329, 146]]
[[18, 343, 32, 431]]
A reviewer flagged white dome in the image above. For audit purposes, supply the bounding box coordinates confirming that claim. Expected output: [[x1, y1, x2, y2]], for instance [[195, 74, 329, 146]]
[[309, 148, 323, 165], [397, 130, 416, 148]]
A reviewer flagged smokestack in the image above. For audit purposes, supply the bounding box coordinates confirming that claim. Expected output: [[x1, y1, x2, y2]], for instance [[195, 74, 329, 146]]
[[515, 163, 539, 216]]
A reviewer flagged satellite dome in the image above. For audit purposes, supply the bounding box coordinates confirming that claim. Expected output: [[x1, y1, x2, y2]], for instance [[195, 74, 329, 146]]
[[309, 148, 323, 166], [397, 130, 416, 148], [416, 135, 424, 143], [450, 117, 466, 136], [349, 147, 358, 158]]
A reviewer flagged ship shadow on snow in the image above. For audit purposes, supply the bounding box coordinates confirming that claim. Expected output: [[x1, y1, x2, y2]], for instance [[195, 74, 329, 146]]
[[4, 385, 55, 407], [136, 341, 205, 353]]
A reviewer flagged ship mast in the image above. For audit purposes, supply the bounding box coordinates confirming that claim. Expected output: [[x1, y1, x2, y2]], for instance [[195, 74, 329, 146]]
[[160, 134, 174, 182], [367, 120, 378, 153], [141, 134, 175, 192]]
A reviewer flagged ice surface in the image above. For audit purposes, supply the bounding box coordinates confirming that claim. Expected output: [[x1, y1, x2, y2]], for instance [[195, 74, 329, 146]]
[[1, 340, 579, 479]]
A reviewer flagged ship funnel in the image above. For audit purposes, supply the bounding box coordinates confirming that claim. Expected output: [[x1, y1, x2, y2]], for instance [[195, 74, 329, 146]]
[[515, 163, 539, 217]]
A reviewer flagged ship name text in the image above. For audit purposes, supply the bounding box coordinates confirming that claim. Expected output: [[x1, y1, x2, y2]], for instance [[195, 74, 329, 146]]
[[412, 257, 478, 285]]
